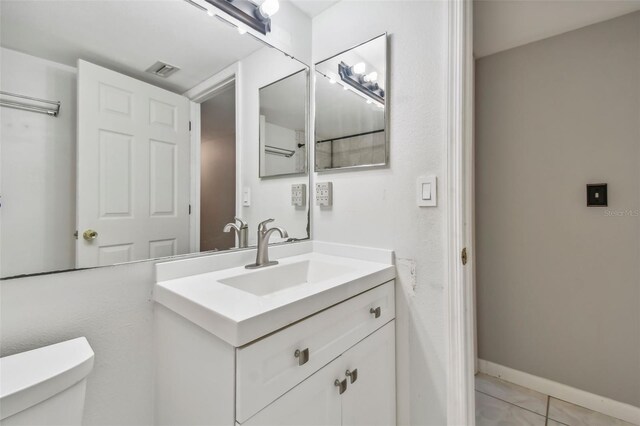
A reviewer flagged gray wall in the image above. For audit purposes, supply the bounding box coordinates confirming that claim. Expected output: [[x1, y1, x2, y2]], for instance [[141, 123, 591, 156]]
[[200, 86, 236, 252], [476, 12, 640, 406]]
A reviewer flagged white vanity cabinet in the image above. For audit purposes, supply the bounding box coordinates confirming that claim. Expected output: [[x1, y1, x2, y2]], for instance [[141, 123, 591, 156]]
[[243, 321, 395, 426], [154, 280, 396, 426]]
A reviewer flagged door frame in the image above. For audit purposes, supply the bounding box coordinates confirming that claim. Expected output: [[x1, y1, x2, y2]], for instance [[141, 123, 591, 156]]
[[183, 63, 243, 252], [446, 0, 475, 424]]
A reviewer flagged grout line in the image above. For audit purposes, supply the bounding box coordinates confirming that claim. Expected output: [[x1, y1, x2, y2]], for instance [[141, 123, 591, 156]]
[[475, 389, 547, 419], [545, 395, 550, 426]]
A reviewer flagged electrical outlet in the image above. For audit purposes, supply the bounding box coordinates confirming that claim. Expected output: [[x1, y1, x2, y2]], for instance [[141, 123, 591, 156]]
[[315, 182, 333, 206], [291, 184, 306, 207]]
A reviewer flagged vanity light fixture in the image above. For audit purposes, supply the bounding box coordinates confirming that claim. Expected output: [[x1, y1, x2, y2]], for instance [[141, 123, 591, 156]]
[[352, 62, 366, 74], [338, 61, 385, 105], [363, 71, 378, 83], [186, 0, 277, 34], [257, 0, 280, 19]]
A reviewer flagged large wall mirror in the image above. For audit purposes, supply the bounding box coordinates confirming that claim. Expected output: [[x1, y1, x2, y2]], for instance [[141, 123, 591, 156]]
[[314, 34, 388, 171], [0, 0, 310, 279]]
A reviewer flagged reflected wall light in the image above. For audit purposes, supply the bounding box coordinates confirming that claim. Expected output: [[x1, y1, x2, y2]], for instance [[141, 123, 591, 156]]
[[338, 61, 385, 104], [184, 0, 278, 34]]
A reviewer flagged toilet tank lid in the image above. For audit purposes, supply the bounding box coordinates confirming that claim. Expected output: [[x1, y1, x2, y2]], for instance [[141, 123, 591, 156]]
[[0, 337, 94, 420]]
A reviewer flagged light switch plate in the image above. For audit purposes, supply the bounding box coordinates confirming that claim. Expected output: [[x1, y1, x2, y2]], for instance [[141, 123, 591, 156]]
[[316, 182, 333, 206], [291, 184, 306, 207], [242, 187, 251, 207], [417, 176, 437, 207]]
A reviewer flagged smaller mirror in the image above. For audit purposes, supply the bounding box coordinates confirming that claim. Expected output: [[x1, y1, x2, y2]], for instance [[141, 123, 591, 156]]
[[259, 69, 308, 177], [315, 34, 387, 171]]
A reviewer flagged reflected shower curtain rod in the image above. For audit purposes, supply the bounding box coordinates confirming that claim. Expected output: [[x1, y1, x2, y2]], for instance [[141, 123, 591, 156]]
[[316, 128, 384, 144], [265, 145, 295, 158], [0, 91, 61, 117]]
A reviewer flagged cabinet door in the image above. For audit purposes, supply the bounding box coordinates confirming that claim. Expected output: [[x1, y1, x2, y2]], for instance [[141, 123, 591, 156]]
[[341, 321, 396, 426], [242, 356, 343, 426]]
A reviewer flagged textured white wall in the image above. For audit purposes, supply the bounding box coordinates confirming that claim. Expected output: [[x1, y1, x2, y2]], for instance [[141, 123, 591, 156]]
[[312, 2, 449, 424], [0, 48, 77, 277], [0, 262, 156, 425]]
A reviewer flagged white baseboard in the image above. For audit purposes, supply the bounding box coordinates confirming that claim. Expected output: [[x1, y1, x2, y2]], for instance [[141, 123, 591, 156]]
[[478, 359, 640, 425]]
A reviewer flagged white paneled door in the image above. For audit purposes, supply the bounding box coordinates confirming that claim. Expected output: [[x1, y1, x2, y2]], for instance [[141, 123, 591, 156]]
[[76, 60, 190, 268]]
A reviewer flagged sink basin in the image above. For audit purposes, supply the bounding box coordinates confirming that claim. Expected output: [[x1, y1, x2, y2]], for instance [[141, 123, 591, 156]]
[[219, 260, 356, 296], [154, 245, 396, 346]]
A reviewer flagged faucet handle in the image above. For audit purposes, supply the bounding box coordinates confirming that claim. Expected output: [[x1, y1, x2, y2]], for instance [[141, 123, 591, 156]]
[[234, 217, 248, 229], [258, 218, 275, 232]]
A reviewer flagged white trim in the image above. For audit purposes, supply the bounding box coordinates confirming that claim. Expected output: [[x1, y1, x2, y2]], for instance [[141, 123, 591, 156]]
[[478, 359, 640, 425], [234, 63, 243, 229], [183, 63, 238, 103], [183, 63, 243, 249], [446, 0, 475, 425], [189, 101, 201, 253]]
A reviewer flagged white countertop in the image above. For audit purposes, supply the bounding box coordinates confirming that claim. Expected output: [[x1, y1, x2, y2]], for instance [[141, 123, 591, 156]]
[[154, 242, 395, 346]]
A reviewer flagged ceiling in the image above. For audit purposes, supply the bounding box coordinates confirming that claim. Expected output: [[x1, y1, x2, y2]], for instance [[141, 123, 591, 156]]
[[288, 0, 340, 17], [0, 0, 265, 93], [474, 0, 640, 58]]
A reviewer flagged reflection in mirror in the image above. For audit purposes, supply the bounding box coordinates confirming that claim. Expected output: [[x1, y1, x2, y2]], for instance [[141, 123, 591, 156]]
[[259, 70, 308, 177], [0, 0, 310, 278], [314, 34, 388, 171]]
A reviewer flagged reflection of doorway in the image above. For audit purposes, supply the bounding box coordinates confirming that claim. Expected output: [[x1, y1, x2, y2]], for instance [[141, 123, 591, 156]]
[[199, 83, 236, 252]]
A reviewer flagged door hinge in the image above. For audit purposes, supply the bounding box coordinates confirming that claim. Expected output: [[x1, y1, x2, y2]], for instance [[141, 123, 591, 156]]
[[189, 121, 191, 131], [188, 204, 191, 215], [461, 247, 468, 266]]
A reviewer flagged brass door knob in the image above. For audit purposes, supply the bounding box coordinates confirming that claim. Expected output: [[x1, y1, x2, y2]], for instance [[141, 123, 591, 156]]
[[83, 229, 98, 241]]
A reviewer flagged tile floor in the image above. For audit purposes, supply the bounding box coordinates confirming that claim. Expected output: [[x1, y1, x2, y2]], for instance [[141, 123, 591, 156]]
[[475, 373, 638, 426]]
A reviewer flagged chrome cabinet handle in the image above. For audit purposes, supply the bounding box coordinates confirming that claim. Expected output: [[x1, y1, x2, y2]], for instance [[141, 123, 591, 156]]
[[370, 307, 381, 318], [345, 369, 358, 384], [334, 378, 347, 395], [294, 348, 310, 366]]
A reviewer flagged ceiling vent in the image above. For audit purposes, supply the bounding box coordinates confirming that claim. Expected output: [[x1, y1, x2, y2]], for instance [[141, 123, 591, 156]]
[[146, 61, 180, 78]]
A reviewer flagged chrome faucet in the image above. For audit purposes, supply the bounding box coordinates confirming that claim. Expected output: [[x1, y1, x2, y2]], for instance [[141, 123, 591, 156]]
[[223, 217, 248, 249], [245, 219, 288, 269]]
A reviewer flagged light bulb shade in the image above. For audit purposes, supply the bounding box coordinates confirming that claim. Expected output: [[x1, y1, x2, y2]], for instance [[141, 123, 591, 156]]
[[258, 0, 279, 18], [352, 62, 366, 74], [367, 72, 378, 82]]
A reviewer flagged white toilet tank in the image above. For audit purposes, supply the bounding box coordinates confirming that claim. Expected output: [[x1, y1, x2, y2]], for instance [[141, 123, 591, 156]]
[[0, 337, 94, 426]]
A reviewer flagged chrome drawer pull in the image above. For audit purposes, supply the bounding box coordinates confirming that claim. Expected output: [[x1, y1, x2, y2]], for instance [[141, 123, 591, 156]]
[[345, 369, 358, 384], [370, 307, 381, 318], [294, 348, 310, 366], [334, 378, 347, 395]]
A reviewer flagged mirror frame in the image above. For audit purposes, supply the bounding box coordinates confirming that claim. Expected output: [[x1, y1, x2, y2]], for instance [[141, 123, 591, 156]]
[[314, 33, 389, 173], [258, 67, 310, 179]]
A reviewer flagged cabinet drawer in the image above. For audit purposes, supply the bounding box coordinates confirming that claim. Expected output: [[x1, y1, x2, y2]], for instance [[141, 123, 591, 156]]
[[236, 281, 395, 423]]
